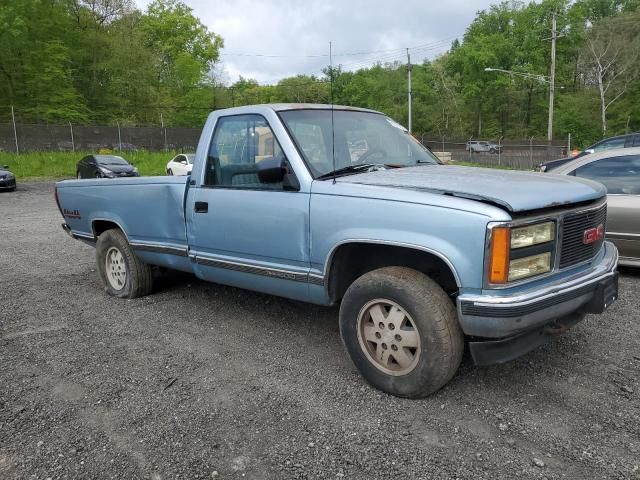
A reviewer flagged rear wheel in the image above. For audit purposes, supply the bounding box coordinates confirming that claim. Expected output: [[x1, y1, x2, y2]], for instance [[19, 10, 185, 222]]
[[339, 267, 463, 398], [167, 168, 173, 176], [96, 229, 153, 298]]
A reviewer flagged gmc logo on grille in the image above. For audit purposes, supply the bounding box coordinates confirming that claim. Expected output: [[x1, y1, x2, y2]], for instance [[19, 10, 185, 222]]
[[583, 224, 604, 245]]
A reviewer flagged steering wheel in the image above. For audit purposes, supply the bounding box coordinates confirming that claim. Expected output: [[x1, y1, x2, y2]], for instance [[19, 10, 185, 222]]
[[358, 149, 386, 163]]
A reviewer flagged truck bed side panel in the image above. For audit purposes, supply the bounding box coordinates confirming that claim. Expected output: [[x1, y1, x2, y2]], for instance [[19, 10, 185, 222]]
[[57, 177, 191, 271]]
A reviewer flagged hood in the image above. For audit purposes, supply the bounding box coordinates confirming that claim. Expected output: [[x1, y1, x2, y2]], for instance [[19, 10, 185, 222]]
[[336, 165, 606, 213]]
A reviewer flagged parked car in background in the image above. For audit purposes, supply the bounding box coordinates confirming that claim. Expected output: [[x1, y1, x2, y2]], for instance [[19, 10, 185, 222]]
[[0, 164, 16, 191], [552, 147, 640, 267], [466, 140, 502, 154], [166, 154, 195, 176], [537, 132, 640, 172], [76, 155, 139, 179]]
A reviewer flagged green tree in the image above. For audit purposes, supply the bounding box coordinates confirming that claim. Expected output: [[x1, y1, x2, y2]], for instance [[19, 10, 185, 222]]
[[0, 0, 87, 122], [581, 12, 640, 135], [141, 0, 223, 125]]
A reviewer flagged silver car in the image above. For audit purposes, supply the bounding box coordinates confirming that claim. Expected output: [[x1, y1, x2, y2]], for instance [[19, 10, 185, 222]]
[[466, 140, 502, 154], [552, 147, 640, 267]]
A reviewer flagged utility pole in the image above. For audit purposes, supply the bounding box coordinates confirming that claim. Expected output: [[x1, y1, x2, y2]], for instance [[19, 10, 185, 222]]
[[547, 12, 557, 143], [407, 48, 412, 134]]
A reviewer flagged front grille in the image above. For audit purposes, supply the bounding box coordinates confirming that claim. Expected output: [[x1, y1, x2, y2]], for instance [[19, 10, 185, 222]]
[[559, 203, 607, 269]]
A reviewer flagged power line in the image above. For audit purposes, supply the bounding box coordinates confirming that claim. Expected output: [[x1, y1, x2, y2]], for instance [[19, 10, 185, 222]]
[[218, 35, 463, 60]]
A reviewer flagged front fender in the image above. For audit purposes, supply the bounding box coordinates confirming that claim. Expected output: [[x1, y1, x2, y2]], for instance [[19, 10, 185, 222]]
[[310, 194, 493, 291]]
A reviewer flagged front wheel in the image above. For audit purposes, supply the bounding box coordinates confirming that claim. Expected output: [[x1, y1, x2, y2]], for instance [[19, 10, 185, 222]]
[[339, 267, 463, 398], [96, 229, 153, 298], [167, 168, 173, 176]]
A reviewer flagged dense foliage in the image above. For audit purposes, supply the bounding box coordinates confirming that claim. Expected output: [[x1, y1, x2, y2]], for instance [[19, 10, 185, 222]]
[[0, 0, 222, 126], [1, 0, 639, 147]]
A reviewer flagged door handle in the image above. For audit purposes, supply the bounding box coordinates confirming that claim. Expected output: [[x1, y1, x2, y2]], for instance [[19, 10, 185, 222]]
[[194, 201, 208, 213]]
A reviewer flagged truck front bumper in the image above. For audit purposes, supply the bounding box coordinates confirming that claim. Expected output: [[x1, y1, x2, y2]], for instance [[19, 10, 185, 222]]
[[457, 241, 619, 366]]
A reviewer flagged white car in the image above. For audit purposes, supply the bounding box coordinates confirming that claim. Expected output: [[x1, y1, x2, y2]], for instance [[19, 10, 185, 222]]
[[166, 154, 195, 176]]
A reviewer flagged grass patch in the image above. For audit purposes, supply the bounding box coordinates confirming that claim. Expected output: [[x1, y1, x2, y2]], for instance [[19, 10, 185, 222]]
[[0, 151, 180, 181], [452, 161, 521, 170]]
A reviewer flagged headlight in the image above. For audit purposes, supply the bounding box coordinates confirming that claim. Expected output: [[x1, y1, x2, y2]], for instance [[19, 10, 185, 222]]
[[511, 222, 555, 249], [508, 253, 552, 281], [488, 222, 555, 285], [98, 166, 115, 177]]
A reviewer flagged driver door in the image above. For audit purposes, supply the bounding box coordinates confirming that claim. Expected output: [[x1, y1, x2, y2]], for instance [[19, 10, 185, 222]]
[[187, 114, 311, 301]]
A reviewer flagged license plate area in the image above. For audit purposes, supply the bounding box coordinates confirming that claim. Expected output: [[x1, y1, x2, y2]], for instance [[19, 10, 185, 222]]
[[583, 273, 618, 314]]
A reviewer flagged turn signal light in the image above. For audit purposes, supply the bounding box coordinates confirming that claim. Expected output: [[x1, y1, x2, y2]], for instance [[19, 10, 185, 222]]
[[489, 227, 510, 284]]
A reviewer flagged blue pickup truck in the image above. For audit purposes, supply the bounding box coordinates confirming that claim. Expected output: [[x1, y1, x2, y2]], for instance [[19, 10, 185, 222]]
[[56, 104, 619, 398]]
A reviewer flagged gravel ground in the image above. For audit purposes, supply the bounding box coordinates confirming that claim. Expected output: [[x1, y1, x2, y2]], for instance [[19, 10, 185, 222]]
[[1, 182, 639, 480]]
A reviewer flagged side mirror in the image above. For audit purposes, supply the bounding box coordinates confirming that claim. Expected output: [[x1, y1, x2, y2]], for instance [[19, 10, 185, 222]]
[[584, 149, 595, 155], [257, 157, 286, 183]]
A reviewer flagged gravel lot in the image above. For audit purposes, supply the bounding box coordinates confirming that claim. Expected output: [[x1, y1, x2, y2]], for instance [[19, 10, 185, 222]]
[[1, 182, 639, 480]]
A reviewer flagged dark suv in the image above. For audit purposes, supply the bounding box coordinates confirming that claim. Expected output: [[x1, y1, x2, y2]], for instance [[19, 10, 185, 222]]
[[538, 132, 640, 172]]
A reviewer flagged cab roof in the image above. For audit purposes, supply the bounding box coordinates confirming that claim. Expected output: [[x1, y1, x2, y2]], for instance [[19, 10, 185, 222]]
[[213, 103, 383, 115]]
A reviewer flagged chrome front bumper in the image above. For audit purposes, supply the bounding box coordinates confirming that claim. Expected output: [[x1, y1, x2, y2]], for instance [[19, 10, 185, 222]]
[[457, 241, 619, 339]]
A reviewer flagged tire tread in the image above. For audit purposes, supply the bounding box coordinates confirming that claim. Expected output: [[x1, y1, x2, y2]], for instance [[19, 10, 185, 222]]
[[339, 266, 463, 398], [96, 229, 153, 299]]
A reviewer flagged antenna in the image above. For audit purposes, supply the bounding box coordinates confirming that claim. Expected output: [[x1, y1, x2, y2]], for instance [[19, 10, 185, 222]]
[[329, 41, 336, 184]]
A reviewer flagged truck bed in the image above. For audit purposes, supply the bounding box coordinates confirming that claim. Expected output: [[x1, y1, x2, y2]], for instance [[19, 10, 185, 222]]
[[56, 176, 189, 255]]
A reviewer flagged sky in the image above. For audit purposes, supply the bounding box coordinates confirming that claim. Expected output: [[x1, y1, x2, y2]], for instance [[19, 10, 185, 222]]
[[135, 0, 496, 85]]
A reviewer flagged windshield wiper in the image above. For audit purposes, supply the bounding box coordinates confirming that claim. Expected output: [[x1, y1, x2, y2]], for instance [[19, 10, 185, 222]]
[[316, 163, 378, 180]]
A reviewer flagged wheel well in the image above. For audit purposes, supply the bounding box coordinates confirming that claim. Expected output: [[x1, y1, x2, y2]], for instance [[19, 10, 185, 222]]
[[92, 220, 122, 237], [327, 243, 459, 303]]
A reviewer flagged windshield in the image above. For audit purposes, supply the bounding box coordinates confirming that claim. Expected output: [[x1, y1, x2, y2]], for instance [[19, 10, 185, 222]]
[[96, 155, 128, 165], [279, 109, 440, 178]]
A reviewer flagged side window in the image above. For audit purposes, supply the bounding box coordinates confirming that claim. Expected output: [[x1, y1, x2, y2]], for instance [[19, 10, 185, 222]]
[[205, 114, 288, 189], [592, 136, 626, 152], [573, 155, 640, 195]]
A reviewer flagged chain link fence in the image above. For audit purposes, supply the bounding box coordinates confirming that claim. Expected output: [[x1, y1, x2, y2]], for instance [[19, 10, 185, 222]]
[[421, 135, 570, 170], [0, 123, 201, 153], [0, 123, 571, 172]]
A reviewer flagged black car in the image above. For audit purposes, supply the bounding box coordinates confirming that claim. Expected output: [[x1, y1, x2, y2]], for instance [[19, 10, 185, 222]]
[[76, 155, 139, 179], [537, 132, 640, 172], [0, 164, 16, 191]]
